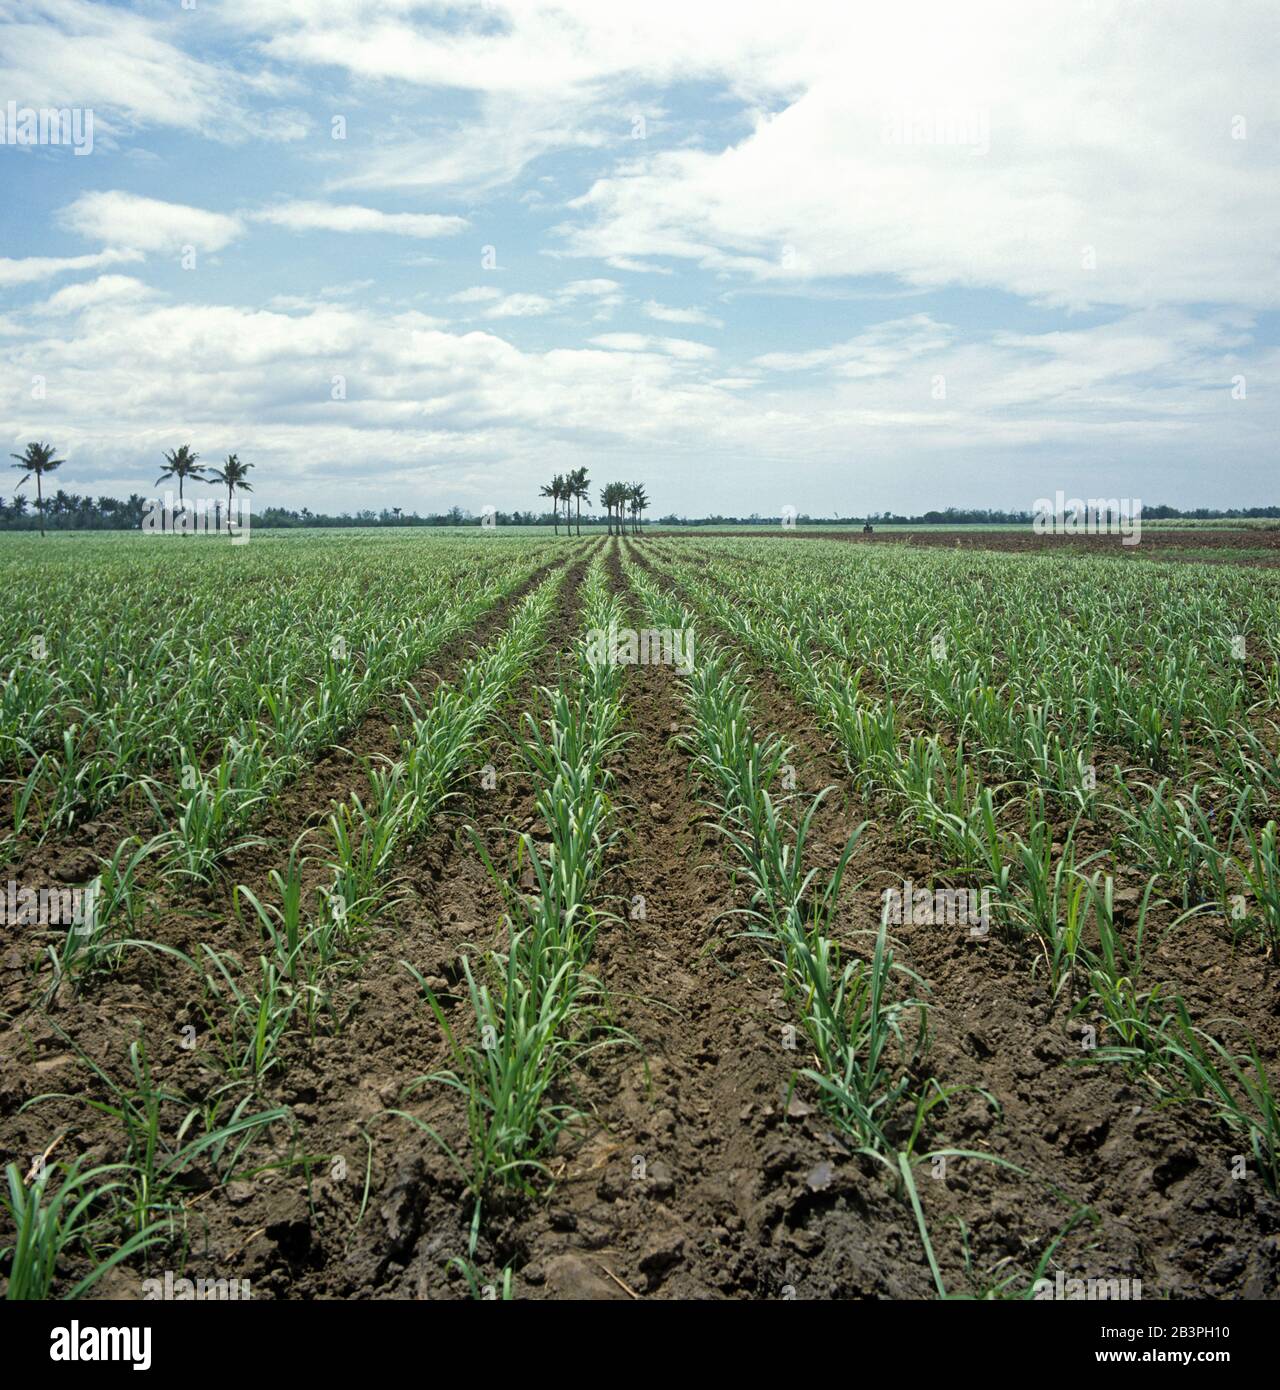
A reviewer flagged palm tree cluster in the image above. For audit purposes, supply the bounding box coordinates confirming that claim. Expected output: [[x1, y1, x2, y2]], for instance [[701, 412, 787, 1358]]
[[601, 480, 648, 535], [155, 446, 255, 515], [9, 441, 255, 538], [537, 472, 649, 536], [539, 467, 592, 536]]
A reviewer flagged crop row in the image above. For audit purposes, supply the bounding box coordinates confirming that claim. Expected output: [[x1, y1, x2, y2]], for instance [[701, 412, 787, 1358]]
[[404, 554, 628, 1290], [1, 535, 557, 849], [2, 564, 571, 1298], [640, 541, 1280, 1193]]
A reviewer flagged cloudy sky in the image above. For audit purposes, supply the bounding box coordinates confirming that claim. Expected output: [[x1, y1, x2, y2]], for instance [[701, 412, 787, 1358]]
[[1, 0, 1276, 517]]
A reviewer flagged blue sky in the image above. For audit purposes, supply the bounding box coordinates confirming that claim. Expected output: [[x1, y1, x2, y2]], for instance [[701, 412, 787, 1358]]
[[1, 0, 1276, 517]]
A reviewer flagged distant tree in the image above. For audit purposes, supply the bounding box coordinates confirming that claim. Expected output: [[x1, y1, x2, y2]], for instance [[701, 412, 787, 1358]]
[[570, 466, 590, 536], [629, 481, 648, 535], [540, 475, 565, 535], [10, 441, 65, 537], [155, 445, 206, 508], [601, 481, 631, 537], [209, 454, 254, 516]]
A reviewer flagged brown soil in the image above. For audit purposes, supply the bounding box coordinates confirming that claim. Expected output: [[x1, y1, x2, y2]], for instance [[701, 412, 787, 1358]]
[[669, 529, 1280, 566], [619, 540, 1280, 1299], [3, 534, 1278, 1301], [0, 547, 594, 1299], [0, 549, 572, 997]]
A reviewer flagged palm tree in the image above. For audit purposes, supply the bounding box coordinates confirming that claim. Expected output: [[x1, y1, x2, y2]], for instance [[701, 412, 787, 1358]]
[[569, 466, 590, 536], [10, 442, 65, 537], [155, 445, 206, 507], [209, 453, 254, 517], [557, 473, 571, 535], [539, 478, 559, 535], [630, 482, 649, 536], [601, 481, 628, 537], [540, 474, 569, 536]]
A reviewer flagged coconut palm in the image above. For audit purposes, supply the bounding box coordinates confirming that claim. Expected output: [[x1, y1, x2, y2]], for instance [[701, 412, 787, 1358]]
[[539, 477, 562, 535], [558, 473, 572, 534], [10, 441, 65, 538], [569, 466, 590, 536], [155, 445, 207, 507], [209, 453, 254, 518]]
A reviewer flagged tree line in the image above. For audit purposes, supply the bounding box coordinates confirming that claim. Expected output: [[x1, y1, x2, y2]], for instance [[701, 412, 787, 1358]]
[[4, 441, 657, 538], [5, 439, 1276, 534]]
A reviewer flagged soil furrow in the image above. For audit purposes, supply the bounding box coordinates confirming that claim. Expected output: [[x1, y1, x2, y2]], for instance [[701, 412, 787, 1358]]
[[626, 540, 1280, 1298], [504, 543, 936, 1299], [0, 547, 595, 1300]]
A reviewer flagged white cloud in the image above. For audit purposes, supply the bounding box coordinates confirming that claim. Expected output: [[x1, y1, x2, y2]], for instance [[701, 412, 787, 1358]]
[[332, 99, 609, 195], [449, 279, 622, 321], [0, 0, 290, 139], [753, 314, 951, 376], [603, 257, 674, 275], [0, 287, 1273, 513], [645, 300, 723, 328], [38, 275, 157, 315], [563, 279, 622, 297], [208, 2, 1274, 308], [591, 333, 717, 361], [483, 293, 555, 319], [252, 201, 468, 238], [59, 191, 244, 254], [0, 248, 144, 288], [557, 3, 1277, 311]]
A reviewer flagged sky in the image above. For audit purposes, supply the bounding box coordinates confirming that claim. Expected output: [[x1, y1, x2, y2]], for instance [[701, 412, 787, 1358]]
[[0, 0, 1277, 518]]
